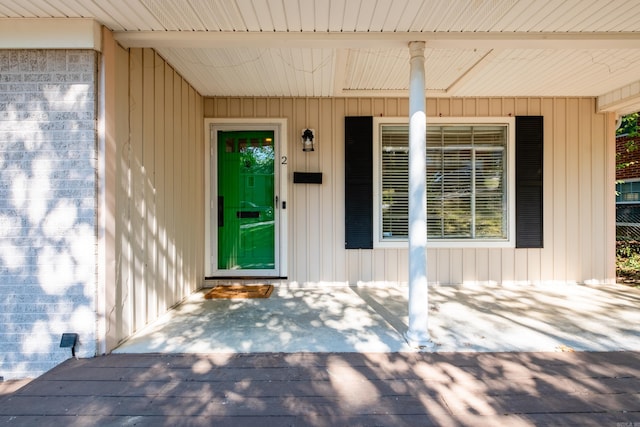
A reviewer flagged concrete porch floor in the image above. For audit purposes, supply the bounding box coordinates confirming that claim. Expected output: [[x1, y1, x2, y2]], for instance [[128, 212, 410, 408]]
[[114, 282, 640, 354]]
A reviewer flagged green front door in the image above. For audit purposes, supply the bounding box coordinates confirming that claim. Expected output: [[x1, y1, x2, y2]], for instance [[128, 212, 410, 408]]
[[217, 130, 275, 271]]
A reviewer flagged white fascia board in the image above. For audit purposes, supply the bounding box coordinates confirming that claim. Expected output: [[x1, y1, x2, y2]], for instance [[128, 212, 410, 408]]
[[0, 18, 102, 51], [114, 30, 640, 50], [598, 80, 640, 115]]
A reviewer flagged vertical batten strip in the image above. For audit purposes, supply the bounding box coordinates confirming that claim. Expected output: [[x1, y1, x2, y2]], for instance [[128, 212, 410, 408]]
[[154, 52, 166, 316], [142, 48, 157, 324]]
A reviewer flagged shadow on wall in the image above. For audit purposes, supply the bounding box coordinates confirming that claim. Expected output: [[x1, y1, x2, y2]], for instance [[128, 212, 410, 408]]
[[0, 49, 98, 379]]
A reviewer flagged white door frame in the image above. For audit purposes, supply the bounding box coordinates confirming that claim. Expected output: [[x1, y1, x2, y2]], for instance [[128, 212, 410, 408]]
[[204, 118, 288, 277]]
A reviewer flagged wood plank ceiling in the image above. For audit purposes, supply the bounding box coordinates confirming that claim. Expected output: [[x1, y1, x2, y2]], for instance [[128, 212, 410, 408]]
[[2, 0, 640, 112]]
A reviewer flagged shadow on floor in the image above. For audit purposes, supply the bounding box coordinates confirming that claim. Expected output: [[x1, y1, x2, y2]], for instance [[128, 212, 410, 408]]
[[114, 282, 640, 354], [1, 351, 639, 426]]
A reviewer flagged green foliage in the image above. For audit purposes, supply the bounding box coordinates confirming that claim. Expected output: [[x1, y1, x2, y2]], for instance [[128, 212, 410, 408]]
[[616, 157, 637, 171], [616, 241, 640, 286], [616, 113, 640, 172], [617, 112, 639, 137], [616, 240, 640, 257]]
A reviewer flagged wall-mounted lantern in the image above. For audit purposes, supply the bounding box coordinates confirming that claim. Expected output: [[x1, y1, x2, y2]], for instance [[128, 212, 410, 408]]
[[301, 128, 315, 152]]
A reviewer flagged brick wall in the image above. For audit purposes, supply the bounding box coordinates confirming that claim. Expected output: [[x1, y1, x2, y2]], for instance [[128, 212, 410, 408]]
[[0, 50, 98, 379], [616, 132, 640, 181]]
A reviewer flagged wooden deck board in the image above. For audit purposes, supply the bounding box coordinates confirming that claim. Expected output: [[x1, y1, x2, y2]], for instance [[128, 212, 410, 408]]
[[1, 352, 639, 426]]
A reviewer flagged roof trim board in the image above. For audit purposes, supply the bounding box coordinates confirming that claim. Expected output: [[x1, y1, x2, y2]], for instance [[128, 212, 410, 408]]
[[0, 18, 102, 50], [598, 80, 640, 115], [114, 30, 640, 50]]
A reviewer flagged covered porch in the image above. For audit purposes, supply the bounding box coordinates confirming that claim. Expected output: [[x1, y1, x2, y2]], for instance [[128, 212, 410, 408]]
[[3, 0, 640, 380], [83, 2, 640, 357]]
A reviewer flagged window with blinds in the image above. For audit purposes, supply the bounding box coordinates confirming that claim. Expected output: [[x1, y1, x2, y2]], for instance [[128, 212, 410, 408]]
[[380, 124, 508, 241]]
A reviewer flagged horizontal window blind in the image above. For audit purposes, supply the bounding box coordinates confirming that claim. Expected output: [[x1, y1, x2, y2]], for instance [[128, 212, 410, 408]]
[[381, 124, 507, 241], [381, 126, 409, 239]]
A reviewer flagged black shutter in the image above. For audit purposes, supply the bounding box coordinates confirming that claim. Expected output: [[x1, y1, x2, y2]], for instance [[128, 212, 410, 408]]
[[515, 116, 544, 248], [345, 116, 373, 249]]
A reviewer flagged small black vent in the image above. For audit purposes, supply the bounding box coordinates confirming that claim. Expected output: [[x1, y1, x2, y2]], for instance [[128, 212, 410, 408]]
[[293, 172, 323, 184]]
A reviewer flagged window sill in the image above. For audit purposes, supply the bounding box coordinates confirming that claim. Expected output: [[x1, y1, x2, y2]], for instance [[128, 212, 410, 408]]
[[374, 239, 515, 249]]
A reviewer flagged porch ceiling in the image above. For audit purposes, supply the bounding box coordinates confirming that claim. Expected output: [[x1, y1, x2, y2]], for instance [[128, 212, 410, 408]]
[[3, 0, 640, 114]]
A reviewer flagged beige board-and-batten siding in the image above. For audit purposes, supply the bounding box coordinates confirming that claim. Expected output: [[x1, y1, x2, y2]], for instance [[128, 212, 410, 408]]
[[205, 97, 616, 286], [103, 40, 205, 351]]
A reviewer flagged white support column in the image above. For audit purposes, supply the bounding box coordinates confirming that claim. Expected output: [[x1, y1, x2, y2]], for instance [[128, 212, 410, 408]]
[[405, 41, 432, 348]]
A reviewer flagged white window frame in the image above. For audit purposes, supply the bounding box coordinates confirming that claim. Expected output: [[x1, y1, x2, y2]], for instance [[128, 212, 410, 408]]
[[373, 116, 516, 249]]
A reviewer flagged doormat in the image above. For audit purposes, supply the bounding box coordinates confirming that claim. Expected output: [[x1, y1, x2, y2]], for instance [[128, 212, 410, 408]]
[[204, 284, 274, 299]]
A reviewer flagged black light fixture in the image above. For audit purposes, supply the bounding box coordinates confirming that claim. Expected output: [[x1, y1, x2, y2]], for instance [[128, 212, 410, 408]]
[[301, 128, 315, 152], [60, 333, 79, 357]]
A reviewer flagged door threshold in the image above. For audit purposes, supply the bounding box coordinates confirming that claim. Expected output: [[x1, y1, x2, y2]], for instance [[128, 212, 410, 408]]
[[203, 277, 287, 289]]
